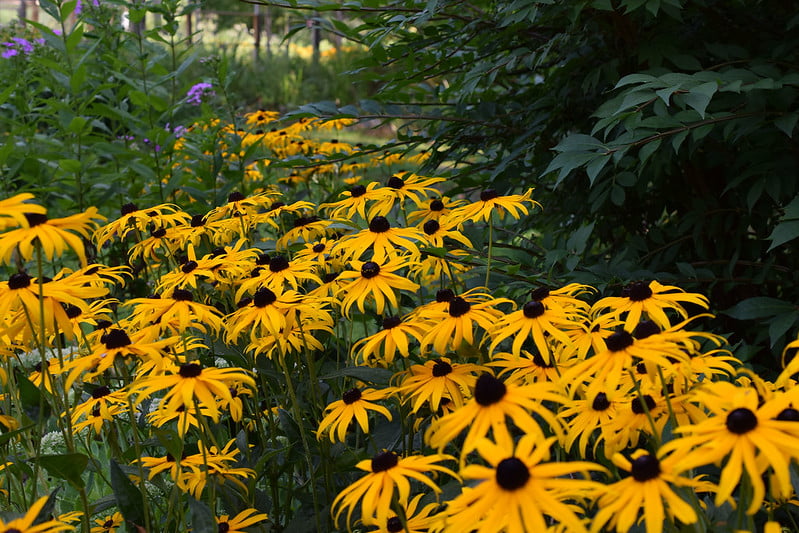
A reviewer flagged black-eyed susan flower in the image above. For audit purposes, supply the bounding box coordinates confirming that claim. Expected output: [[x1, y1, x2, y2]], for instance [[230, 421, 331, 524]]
[[488, 298, 583, 363], [448, 187, 539, 224], [418, 219, 473, 249], [215, 508, 269, 533], [418, 291, 509, 356], [489, 349, 570, 385], [225, 286, 321, 343], [0, 193, 47, 230], [664, 382, 799, 514], [317, 386, 392, 443], [444, 435, 604, 533], [407, 248, 471, 286], [425, 373, 564, 458], [364, 493, 441, 533], [237, 253, 322, 294], [352, 315, 428, 366], [276, 214, 332, 250], [0, 207, 104, 266], [155, 244, 221, 293], [70, 385, 130, 435], [179, 440, 257, 498], [124, 289, 225, 336], [91, 511, 123, 533], [392, 357, 484, 414], [321, 182, 393, 220], [591, 280, 710, 331], [559, 387, 625, 459], [331, 451, 457, 528], [336, 258, 420, 318], [406, 195, 467, 226], [368, 172, 445, 217], [590, 449, 711, 533], [133, 362, 256, 423], [336, 216, 424, 262], [0, 495, 74, 532], [94, 202, 189, 249], [246, 316, 333, 359]]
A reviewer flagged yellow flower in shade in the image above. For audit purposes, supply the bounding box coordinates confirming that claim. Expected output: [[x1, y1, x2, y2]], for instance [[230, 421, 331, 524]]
[[448, 187, 540, 224], [317, 386, 392, 443], [336, 216, 424, 262], [293, 237, 341, 271], [146, 401, 214, 436], [0, 207, 104, 266], [0, 193, 47, 230], [488, 298, 583, 363], [205, 190, 279, 224], [225, 286, 320, 343], [155, 245, 221, 293], [179, 440, 257, 498], [565, 311, 624, 360], [425, 373, 565, 458], [127, 225, 179, 265], [244, 109, 280, 126], [215, 508, 269, 533], [418, 291, 510, 356], [331, 451, 457, 528], [124, 289, 225, 336], [444, 436, 604, 533], [407, 248, 471, 286], [236, 253, 322, 294], [70, 385, 130, 435], [336, 258, 420, 318], [133, 362, 256, 423], [93, 202, 189, 248], [321, 183, 392, 220], [559, 386, 625, 459], [352, 315, 428, 366], [489, 349, 572, 385], [246, 316, 333, 359], [91, 511, 123, 533], [605, 387, 671, 452], [276, 214, 332, 250], [591, 280, 710, 331], [368, 172, 445, 217], [417, 218, 473, 249], [393, 357, 484, 414], [663, 382, 799, 514], [365, 493, 441, 533], [0, 495, 74, 532], [406, 195, 467, 226]]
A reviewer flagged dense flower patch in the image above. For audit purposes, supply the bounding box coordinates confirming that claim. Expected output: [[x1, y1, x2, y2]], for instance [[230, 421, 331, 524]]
[[1, 114, 798, 533]]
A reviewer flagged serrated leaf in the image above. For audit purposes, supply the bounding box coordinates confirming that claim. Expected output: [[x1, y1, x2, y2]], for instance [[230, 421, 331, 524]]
[[35, 453, 87, 488], [722, 297, 797, 320]]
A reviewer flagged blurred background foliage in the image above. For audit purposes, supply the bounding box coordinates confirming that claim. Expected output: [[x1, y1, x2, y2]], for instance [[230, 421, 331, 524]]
[[251, 0, 799, 374]]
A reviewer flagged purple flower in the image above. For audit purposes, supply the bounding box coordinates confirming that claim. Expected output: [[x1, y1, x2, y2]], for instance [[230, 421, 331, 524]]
[[2, 37, 37, 59], [186, 82, 215, 106]]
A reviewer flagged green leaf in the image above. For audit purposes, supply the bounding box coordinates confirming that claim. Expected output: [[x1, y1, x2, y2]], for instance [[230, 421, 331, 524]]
[[319, 366, 393, 385], [35, 454, 88, 488], [767, 220, 799, 251], [775, 112, 799, 138], [683, 82, 717, 118], [638, 138, 662, 165], [16, 372, 51, 422], [110, 459, 146, 529], [722, 297, 797, 320], [614, 73, 657, 89], [768, 312, 799, 348], [188, 497, 216, 533]]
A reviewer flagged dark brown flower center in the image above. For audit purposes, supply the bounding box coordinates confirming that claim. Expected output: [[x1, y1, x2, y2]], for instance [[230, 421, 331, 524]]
[[448, 297, 471, 317], [382, 316, 402, 329], [480, 189, 499, 201], [361, 262, 381, 279], [386, 516, 403, 533], [386, 175, 405, 189], [190, 214, 206, 227], [436, 289, 455, 302], [24, 212, 48, 226], [172, 289, 193, 301], [777, 408, 799, 421], [121, 203, 138, 215], [631, 454, 661, 481], [179, 363, 203, 378], [474, 373, 506, 406], [253, 287, 277, 307], [633, 320, 660, 340], [495, 457, 529, 490], [523, 301, 545, 318], [312, 243, 326, 253], [529, 286, 550, 301], [532, 351, 554, 368], [349, 185, 366, 197], [423, 220, 440, 235], [91, 386, 112, 399], [726, 407, 758, 434], [342, 388, 362, 404], [182, 260, 198, 273], [151, 227, 166, 238], [432, 359, 453, 377], [605, 331, 634, 352], [625, 281, 653, 301], [64, 304, 82, 319], [218, 522, 230, 533], [8, 272, 32, 289], [104, 328, 131, 349], [371, 451, 398, 472], [369, 216, 391, 233], [228, 191, 245, 202], [430, 198, 445, 211], [592, 392, 611, 411], [631, 395, 656, 414], [269, 255, 290, 272]]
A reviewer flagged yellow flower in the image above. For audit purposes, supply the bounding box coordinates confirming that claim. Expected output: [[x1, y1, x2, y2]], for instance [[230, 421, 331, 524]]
[[393, 357, 483, 414], [367, 172, 445, 217], [335, 216, 424, 262], [365, 493, 441, 533], [0, 207, 104, 266], [445, 436, 603, 533], [336, 258, 420, 318], [331, 451, 457, 527], [91, 512, 123, 533], [317, 386, 392, 443], [215, 508, 269, 533], [352, 315, 428, 366], [448, 187, 539, 224], [0, 495, 74, 532], [321, 182, 393, 220], [0, 193, 47, 230]]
